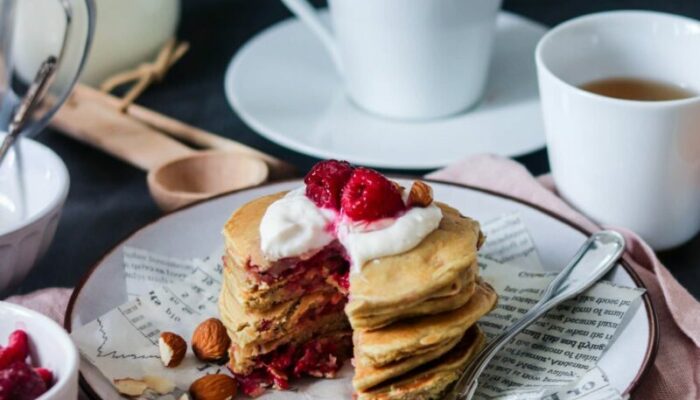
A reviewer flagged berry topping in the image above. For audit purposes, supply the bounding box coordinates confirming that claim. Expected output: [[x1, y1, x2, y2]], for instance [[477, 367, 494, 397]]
[[33, 368, 53, 387], [341, 168, 406, 222], [304, 160, 354, 210], [0, 330, 28, 369], [0, 362, 47, 400]]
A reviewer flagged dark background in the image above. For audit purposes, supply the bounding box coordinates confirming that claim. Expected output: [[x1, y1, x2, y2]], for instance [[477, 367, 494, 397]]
[[12, 0, 700, 300]]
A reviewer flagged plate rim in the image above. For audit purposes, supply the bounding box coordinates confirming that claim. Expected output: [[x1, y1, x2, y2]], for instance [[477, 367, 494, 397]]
[[224, 11, 548, 169], [65, 178, 658, 399]]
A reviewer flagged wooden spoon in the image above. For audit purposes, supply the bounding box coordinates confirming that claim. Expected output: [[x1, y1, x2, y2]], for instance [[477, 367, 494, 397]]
[[51, 90, 270, 211], [147, 150, 268, 211]]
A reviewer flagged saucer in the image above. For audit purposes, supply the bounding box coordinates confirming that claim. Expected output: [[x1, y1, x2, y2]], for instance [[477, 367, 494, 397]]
[[225, 11, 547, 169]]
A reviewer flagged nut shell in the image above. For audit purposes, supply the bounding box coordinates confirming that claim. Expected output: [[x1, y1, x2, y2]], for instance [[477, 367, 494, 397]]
[[189, 374, 237, 400], [191, 318, 231, 362]]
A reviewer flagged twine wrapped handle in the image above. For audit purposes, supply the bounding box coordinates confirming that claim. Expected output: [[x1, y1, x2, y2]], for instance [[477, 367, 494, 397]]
[[100, 38, 189, 111]]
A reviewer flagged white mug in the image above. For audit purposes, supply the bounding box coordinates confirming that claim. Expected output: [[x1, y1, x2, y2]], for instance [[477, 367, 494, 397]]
[[536, 11, 700, 250], [280, 0, 502, 120]]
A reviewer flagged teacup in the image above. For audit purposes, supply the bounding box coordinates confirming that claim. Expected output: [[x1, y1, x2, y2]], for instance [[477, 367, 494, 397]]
[[280, 0, 502, 120], [536, 11, 700, 249]]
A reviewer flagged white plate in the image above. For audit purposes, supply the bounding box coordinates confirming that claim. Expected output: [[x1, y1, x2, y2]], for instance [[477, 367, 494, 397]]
[[225, 11, 548, 169], [66, 180, 657, 399]]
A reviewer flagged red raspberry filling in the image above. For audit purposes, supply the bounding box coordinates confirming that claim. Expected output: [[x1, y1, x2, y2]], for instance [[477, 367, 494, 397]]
[[233, 336, 351, 397], [297, 293, 347, 325], [243, 244, 351, 296]]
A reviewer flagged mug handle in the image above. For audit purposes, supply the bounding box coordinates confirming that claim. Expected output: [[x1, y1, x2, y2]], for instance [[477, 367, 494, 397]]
[[279, 0, 343, 73], [20, 0, 95, 137]]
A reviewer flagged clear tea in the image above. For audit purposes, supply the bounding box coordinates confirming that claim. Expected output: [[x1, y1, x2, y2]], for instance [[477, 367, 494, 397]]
[[580, 77, 696, 101]]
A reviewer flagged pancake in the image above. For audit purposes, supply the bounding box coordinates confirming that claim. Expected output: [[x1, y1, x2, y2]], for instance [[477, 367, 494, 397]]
[[223, 192, 285, 272], [348, 265, 477, 330], [219, 280, 349, 375], [355, 279, 497, 368], [354, 334, 462, 392], [231, 330, 353, 396], [356, 326, 486, 400], [346, 204, 481, 330], [223, 253, 345, 311], [219, 278, 347, 347]]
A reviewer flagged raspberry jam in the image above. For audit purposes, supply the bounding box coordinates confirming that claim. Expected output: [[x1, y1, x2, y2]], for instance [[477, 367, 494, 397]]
[[246, 245, 350, 290], [232, 336, 351, 397]]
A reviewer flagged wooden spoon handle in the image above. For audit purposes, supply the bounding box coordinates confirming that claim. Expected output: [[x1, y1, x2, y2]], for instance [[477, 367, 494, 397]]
[[73, 84, 298, 179], [51, 95, 194, 171]]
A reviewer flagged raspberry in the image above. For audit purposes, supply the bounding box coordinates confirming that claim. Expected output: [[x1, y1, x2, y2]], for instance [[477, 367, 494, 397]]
[[0, 330, 28, 369], [340, 168, 406, 221], [304, 160, 354, 210], [0, 362, 47, 400], [34, 368, 53, 387]]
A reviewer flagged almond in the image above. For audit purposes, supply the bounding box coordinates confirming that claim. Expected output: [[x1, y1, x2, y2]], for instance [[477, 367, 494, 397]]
[[113, 378, 148, 397], [191, 318, 231, 362], [189, 374, 237, 400], [408, 181, 433, 207], [143, 375, 176, 394], [159, 331, 187, 368]]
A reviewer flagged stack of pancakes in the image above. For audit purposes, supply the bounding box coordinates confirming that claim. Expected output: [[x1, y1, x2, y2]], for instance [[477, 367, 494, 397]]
[[219, 191, 497, 398], [219, 193, 352, 387], [349, 204, 497, 399]]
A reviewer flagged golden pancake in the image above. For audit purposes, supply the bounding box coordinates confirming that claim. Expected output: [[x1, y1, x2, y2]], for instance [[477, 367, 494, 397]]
[[228, 326, 351, 375], [218, 278, 347, 349], [354, 334, 462, 391], [356, 326, 486, 400], [223, 254, 341, 311], [223, 192, 286, 272], [346, 204, 481, 329], [348, 265, 477, 330], [355, 279, 497, 368]]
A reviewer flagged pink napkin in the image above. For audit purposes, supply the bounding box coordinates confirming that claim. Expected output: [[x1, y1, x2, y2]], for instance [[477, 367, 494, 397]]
[[429, 154, 700, 400], [4, 287, 72, 326], [5, 154, 699, 399]]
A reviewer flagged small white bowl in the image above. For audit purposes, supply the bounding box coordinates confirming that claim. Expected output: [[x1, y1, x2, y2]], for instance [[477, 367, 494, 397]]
[[0, 301, 79, 399], [0, 134, 69, 294]]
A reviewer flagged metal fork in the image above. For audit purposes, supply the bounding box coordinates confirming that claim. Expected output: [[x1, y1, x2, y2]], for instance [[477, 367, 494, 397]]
[[445, 230, 626, 400]]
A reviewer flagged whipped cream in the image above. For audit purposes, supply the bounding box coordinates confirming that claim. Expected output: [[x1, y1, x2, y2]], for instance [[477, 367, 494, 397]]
[[259, 188, 335, 261], [259, 185, 443, 272], [337, 204, 442, 273]]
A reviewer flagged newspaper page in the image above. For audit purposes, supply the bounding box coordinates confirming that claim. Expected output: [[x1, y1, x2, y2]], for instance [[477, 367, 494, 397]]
[[123, 246, 199, 299], [481, 213, 542, 271], [72, 253, 224, 393], [477, 259, 644, 399], [72, 214, 642, 399]]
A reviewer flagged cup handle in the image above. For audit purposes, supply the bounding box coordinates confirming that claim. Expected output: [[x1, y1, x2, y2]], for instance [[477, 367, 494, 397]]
[[19, 0, 95, 137], [279, 0, 342, 73]]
